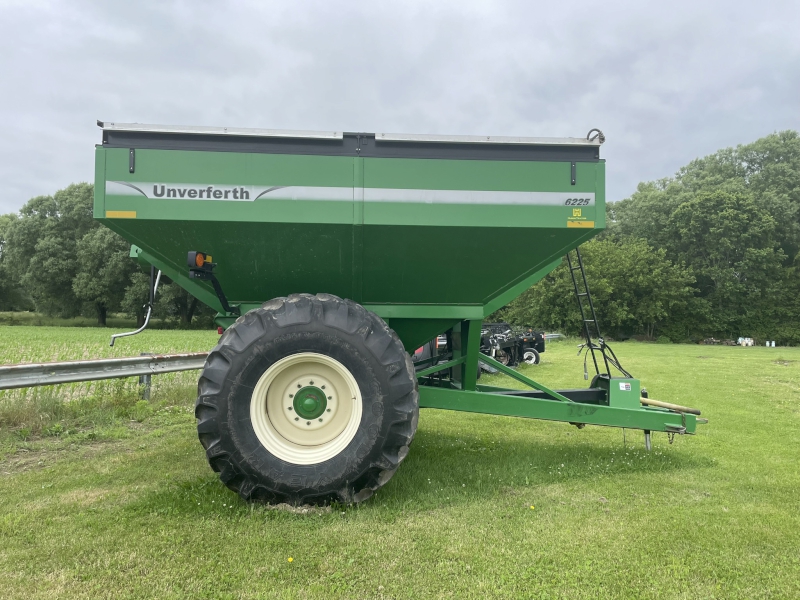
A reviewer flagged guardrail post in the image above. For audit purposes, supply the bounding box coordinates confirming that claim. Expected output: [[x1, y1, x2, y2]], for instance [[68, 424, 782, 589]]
[[138, 353, 153, 400]]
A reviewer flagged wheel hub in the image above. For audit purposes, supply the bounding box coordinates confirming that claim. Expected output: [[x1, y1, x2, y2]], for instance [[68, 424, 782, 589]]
[[251, 353, 361, 462], [293, 386, 328, 419], [282, 374, 338, 431]]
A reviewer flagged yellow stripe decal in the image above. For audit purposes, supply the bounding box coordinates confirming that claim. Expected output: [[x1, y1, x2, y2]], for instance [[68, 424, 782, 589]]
[[567, 220, 594, 228], [105, 210, 137, 219]]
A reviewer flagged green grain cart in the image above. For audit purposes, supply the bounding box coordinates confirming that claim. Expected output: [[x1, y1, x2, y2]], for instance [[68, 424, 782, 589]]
[[94, 122, 702, 505]]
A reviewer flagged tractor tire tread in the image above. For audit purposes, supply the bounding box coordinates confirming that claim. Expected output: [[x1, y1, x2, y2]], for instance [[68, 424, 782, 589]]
[[195, 293, 418, 505]]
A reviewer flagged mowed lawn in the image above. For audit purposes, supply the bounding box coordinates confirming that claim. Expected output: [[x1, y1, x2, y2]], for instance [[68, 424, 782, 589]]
[[0, 327, 798, 599]]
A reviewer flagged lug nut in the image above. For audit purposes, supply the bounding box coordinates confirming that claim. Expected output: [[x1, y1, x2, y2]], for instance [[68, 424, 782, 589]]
[[318, 418, 323, 422], [288, 407, 292, 411], [294, 417, 299, 421], [309, 381, 314, 385], [321, 385, 326, 389], [297, 384, 301, 388], [326, 409, 331, 412], [327, 396, 332, 400], [306, 421, 311, 426]]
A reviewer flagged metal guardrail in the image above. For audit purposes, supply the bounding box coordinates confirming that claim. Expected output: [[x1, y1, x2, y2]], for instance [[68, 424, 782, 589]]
[[0, 352, 209, 391]]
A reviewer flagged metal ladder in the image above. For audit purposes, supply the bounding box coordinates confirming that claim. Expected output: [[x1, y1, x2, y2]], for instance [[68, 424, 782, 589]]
[[566, 248, 610, 377]]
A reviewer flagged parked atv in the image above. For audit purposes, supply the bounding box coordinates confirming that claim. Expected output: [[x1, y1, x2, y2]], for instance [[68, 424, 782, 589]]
[[480, 323, 545, 366]]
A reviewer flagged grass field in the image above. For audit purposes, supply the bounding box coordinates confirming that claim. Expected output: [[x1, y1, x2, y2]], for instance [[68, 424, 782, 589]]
[[0, 327, 798, 599], [0, 311, 211, 330], [0, 311, 141, 329]]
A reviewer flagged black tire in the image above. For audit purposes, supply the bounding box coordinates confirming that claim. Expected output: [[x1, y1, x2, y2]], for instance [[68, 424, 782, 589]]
[[523, 348, 541, 365], [195, 293, 419, 505], [497, 348, 512, 366]]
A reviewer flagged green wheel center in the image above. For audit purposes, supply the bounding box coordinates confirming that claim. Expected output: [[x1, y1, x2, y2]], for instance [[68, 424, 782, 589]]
[[293, 386, 328, 420]]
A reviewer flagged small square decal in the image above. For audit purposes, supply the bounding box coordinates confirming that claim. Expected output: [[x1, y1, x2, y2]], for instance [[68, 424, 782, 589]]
[[619, 382, 631, 391]]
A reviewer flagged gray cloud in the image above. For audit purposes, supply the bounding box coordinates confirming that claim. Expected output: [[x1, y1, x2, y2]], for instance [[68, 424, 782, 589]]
[[1, 0, 799, 213]]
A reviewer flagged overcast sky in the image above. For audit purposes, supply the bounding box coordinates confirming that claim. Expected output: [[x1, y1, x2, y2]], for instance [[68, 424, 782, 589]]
[[1, 0, 798, 213]]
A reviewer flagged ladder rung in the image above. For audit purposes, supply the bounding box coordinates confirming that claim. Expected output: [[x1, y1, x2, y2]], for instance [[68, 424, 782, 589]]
[[577, 292, 589, 297]]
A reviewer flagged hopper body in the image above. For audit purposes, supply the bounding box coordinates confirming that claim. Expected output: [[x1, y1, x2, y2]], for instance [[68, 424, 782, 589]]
[[94, 124, 605, 348]]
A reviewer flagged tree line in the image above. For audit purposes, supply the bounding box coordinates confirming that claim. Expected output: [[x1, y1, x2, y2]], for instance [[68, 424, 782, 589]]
[[2, 131, 798, 342], [0, 184, 213, 327], [497, 131, 800, 344]]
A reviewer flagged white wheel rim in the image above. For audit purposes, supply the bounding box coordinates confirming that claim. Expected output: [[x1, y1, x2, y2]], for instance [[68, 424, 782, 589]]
[[524, 351, 537, 364], [250, 352, 363, 465]]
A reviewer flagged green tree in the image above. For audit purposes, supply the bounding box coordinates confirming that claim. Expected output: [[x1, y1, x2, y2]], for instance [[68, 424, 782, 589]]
[[607, 131, 800, 343], [121, 275, 213, 329], [665, 186, 784, 335], [0, 213, 31, 311], [121, 271, 153, 327], [73, 227, 137, 325], [158, 284, 206, 326], [4, 184, 95, 316], [496, 237, 695, 340], [609, 131, 800, 258]]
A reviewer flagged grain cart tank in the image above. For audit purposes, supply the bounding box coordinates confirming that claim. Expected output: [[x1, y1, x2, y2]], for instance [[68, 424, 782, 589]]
[[94, 122, 702, 505]]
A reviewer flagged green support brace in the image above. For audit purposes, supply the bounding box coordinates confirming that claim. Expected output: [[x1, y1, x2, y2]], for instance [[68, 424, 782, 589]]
[[418, 386, 697, 434], [415, 328, 696, 434], [452, 320, 481, 391], [416, 357, 466, 378], [477, 353, 574, 403]]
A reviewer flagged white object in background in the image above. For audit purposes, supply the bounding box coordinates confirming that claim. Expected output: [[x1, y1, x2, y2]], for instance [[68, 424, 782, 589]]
[[772, 341, 776, 347], [766, 341, 770, 347]]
